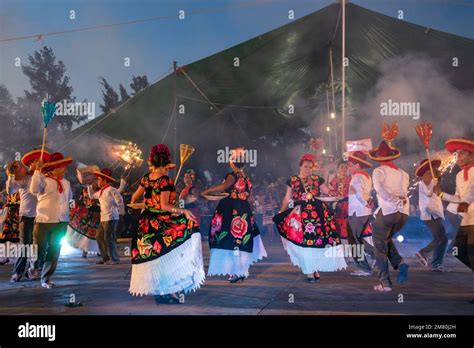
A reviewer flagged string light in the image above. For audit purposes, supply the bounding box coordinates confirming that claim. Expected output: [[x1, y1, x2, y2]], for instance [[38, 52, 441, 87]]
[[330, 112, 335, 119], [326, 126, 330, 132]]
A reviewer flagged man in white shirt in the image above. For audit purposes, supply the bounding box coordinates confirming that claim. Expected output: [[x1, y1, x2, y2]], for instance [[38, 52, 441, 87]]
[[88, 168, 124, 265], [415, 158, 449, 272], [6, 149, 51, 282], [434, 138, 474, 303], [368, 141, 410, 292], [347, 151, 374, 275], [30, 152, 74, 289]]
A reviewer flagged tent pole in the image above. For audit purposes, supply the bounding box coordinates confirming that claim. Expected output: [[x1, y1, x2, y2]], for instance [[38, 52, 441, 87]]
[[341, 0, 346, 153], [329, 48, 338, 153], [173, 61, 177, 165]]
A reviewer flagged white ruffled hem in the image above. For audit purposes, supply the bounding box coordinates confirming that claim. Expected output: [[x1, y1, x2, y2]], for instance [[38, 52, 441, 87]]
[[207, 235, 267, 277], [66, 227, 100, 254], [129, 232, 205, 296], [281, 237, 347, 274]]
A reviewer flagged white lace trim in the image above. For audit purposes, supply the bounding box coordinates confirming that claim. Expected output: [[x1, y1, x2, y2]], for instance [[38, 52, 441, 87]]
[[207, 235, 267, 277], [281, 237, 347, 274], [129, 233, 205, 296], [66, 227, 100, 254]]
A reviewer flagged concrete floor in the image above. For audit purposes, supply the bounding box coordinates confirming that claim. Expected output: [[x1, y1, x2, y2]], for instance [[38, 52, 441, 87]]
[[0, 234, 473, 315]]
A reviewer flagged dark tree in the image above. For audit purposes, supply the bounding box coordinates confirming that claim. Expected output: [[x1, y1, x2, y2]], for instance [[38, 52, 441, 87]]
[[21, 46, 78, 133], [119, 83, 130, 103], [0, 85, 16, 147], [130, 75, 149, 96], [99, 77, 120, 114]]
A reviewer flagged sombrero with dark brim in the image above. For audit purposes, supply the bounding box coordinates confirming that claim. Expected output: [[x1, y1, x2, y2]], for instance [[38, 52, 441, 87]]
[[348, 151, 372, 168], [42, 152, 73, 172], [415, 159, 441, 177], [368, 141, 401, 162], [445, 138, 474, 154], [21, 149, 51, 166]]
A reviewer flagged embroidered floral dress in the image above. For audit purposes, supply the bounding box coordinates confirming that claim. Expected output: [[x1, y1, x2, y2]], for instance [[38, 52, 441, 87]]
[[208, 172, 267, 277], [329, 175, 352, 239], [129, 174, 205, 296], [0, 193, 20, 243], [66, 193, 101, 254], [273, 175, 346, 274]]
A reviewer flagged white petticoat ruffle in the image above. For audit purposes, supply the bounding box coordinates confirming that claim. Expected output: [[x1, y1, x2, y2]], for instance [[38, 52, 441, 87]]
[[65, 226, 100, 254], [129, 232, 205, 296], [207, 235, 267, 277], [281, 237, 347, 274]]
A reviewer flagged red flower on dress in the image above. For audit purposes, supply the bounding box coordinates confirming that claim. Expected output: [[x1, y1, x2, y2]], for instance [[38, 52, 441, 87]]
[[150, 219, 159, 230], [311, 211, 317, 218], [153, 241, 162, 253], [302, 211, 308, 219], [234, 178, 246, 192], [210, 212, 223, 237], [238, 192, 247, 200], [230, 216, 248, 239], [139, 218, 149, 233], [132, 248, 138, 258], [285, 212, 303, 243], [165, 223, 186, 239]]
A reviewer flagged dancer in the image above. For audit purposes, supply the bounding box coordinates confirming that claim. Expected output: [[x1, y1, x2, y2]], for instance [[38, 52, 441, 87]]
[[178, 169, 200, 223], [415, 159, 449, 272], [129, 144, 204, 304], [347, 151, 375, 276], [329, 161, 351, 240], [7, 150, 50, 280], [87, 168, 124, 265], [273, 153, 346, 283], [30, 152, 74, 288], [434, 137, 473, 303], [202, 147, 267, 283], [0, 191, 20, 265], [369, 141, 410, 292], [67, 187, 101, 257]]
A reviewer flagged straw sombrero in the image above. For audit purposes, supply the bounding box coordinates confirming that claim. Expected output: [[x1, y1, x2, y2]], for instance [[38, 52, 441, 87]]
[[445, 137, 474, 154], [93, 168, 116, 183], [368, 141, 400, 162], [415, 158, 441, 177], [348, 151, 372, 168], [21, 149, 50, 166]]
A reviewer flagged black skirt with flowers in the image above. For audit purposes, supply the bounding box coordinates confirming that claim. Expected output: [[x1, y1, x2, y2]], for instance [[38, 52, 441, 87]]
[[131, 174, 200, 265], [208, 172, 260, 253], [273, 199, 342, 248]]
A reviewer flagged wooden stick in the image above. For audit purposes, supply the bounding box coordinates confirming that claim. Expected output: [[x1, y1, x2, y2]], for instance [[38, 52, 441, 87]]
[[425, 148, 436, 179], [40, 128, 47, 161], [175, 164, 184, 183]]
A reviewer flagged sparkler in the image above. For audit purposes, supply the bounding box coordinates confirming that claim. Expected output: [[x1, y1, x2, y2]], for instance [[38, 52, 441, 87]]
[[113, 142, 143, 171]]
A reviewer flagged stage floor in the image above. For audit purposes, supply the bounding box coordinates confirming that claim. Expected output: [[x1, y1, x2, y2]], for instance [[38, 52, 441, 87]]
[[0, 234, 473, 315]]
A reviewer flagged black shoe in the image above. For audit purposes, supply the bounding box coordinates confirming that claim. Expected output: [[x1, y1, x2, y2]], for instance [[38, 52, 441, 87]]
[[229, 275, 246, 283], [306, 277, 316, 283], [154, 294, 181, 305]]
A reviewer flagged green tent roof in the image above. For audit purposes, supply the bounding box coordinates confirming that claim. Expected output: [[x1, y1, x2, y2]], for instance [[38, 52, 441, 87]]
[[66, 2, 474, 170]]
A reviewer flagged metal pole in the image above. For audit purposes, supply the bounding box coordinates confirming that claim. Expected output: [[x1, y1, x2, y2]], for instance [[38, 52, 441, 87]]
[[173, 61, 177, 163], [329, 48, 338, 153], [341, 0, 346, 153]]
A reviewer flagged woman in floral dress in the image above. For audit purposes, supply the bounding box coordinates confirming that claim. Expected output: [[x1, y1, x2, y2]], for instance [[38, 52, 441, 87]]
[[273, 153, 346, 282], [328, 161, 352, 240], [66, 188, 101, 257], [128, 144, 205, 304], [201, 148, 267, 283], [0, 192, 20, 265]]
